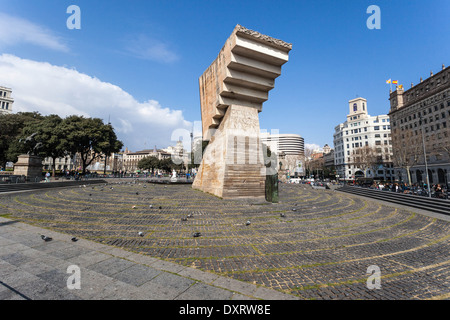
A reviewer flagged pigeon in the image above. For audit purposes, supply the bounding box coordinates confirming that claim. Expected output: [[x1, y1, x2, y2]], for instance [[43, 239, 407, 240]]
[[245, 220, 251, 226], [41, 235, 52, 242], [187, 213, 194, 218], [138, 232, 144, 237], [89, 194, 92, 197], [280, 213, 286, 218], [149, 205, 153, 209], [292, 208, 297, 212], [136, 192, 139, 195], [71, 237, 78, 242], [159, 206, 162, 210], [132, 206, 137, 209], [193, 232, 201, 238]]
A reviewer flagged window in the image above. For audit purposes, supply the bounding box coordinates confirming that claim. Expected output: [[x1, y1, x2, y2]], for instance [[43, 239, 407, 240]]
[[353, 103, 357, 112], [374, 126, 380, 130]]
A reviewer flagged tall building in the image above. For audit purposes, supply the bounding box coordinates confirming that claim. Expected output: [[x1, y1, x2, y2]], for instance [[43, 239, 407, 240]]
[[333, 97, 394, 181], [0, 86, 14, 114], [261, 133, 305, 156], [261, 133, 305, 177], [389, 64, 450, 186]]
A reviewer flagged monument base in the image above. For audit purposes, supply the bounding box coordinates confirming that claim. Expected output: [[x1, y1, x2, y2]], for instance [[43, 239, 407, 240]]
[[193, 105, 266, 199], [13, 155, 43, 181]]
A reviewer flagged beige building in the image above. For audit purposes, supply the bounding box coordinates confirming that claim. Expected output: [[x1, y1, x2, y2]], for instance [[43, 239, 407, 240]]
[[334, 97, 394, 180], [389, 64, 450, 186], [0, 86, 14, 114], [122, 147, 171, 172]]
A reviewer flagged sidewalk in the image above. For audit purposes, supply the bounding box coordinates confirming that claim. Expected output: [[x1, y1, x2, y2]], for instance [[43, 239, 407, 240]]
[[0, 216, 299, 300]]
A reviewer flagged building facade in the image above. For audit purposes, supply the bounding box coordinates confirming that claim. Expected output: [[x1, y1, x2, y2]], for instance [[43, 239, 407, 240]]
[[334, 97, 394, 181], [261, 133, 305, 177], [389, 64, 450, 186], [0, 86, 14, 114], [122, 148, 171, 172]]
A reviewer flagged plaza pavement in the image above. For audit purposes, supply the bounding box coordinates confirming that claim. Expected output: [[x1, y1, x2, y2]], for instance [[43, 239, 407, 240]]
[[0, 181, 449, 300], [0, 215, 297, 300]]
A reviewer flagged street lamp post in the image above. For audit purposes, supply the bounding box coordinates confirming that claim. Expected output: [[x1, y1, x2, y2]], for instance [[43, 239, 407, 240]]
[[419, 114, 432, 198]]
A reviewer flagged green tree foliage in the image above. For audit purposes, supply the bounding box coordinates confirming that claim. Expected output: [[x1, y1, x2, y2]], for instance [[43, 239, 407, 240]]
[[137, 156, 160, 173], [62, 116, 123, 174], [20, 114, 67, 176], [0, 112, 44, 169]]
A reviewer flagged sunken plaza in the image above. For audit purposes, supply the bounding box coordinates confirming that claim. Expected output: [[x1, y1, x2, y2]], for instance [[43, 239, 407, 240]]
[[0, 181, 449, 300], [1, 25, 449, 302]]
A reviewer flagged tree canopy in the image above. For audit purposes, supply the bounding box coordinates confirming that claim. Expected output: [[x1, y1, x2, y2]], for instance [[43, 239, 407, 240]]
[[0, 113, 123, 174]]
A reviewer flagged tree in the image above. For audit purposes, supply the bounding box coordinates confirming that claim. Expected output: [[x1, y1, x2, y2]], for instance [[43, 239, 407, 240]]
[[0, 112, 44, 169], [351, 146, 379, 178], [158, 158, 175, 173], [63, 116, 123, 174], [391, 128, 422, 185], [21, 114, 67, 177], [138, 156, 160, 173]]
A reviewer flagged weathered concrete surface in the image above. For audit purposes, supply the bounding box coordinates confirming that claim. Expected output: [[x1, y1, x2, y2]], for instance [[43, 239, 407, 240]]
[[194, 25, 291, 199], [193, 104, 266, 199]]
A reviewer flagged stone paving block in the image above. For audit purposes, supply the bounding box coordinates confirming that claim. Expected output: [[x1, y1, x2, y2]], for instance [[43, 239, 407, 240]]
[[36, 269, 70, 290], [139, 272, 195, 300], [87, 257, 135, 276], [1, 268, 40, 288], [212, 276, 258, 297], [177, 267, 220, 284], [32, 240, 73, 253], [13, 278, 81, 300], [67, 250, 111, 268], [175, 282, 234, 300], [67, 268, 116, 300], [149, 259, 187, 273], [0, 252, 34, 267], [0, 236, 15, 247], [49, 245, 91, 260], [111, 264, 161, 286], [19, 260, 59, 276]]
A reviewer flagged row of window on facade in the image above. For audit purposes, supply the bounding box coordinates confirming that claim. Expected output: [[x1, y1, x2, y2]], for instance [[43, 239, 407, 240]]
[[1, 101, 10, 109], [392, 100, 450, 127]]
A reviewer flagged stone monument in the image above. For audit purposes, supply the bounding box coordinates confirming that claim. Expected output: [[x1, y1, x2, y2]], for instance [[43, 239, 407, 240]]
[[13, 132, 43, 181], [192, 25, 291, 199]]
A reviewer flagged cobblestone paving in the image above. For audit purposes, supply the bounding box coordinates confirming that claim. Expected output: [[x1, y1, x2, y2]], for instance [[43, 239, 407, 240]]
[[1, 181, 449, 300]]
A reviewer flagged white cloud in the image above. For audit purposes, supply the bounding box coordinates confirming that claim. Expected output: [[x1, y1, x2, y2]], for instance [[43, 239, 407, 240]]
[[124, 35, 179, 63], [0, 54, 192, 151], [305, 143, 321, 152], [0, 13, 68, 52]]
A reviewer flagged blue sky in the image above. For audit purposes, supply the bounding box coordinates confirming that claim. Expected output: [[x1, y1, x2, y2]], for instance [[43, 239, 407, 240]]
[[0, 0, 449, 152]]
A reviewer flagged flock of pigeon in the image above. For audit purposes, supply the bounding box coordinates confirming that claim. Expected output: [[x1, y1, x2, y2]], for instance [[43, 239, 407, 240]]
[[39, 181, 302, 244]]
